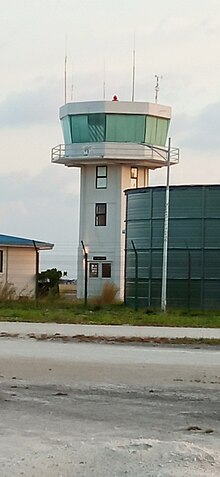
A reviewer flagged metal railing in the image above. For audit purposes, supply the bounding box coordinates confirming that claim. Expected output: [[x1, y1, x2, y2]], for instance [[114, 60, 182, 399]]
[[51, 144, 66, 162], [51, 142, 179, 165]]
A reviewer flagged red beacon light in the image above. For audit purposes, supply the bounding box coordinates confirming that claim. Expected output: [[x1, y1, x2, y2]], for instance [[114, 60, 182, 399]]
[[112, 95, 119, 101]]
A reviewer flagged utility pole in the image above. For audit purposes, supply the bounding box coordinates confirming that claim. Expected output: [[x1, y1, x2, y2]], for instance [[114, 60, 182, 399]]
[[161, 137, 171, 312]]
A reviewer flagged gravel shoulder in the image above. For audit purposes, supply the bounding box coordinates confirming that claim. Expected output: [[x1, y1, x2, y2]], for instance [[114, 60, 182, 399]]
[[1, 321, 220, 338]]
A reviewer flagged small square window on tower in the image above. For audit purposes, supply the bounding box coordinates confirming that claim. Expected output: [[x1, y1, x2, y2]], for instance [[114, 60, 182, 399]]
[[95, 203, 107, 226], [89, 262, 99, 278], [96, 166, 107, 189], [102, 262, 111, 278], [131, 167, 138, 188]]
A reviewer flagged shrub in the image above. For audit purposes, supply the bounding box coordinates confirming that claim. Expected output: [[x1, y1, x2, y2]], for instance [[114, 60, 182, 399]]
[[37, 268, 62, 296]]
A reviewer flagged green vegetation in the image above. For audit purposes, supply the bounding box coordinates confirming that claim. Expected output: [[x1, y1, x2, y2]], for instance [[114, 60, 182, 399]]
[[37, 268, 62, 296], [0, 298, 220, 328]]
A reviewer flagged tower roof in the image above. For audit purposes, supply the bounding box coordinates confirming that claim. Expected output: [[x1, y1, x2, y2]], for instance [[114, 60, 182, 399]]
[[60, 100, 171, 120]]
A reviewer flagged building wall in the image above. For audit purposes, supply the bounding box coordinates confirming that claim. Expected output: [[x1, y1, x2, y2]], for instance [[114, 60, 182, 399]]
[[0, 247, 36, 297], [77, 164, 121, 299], [77, 164, 148, 300]]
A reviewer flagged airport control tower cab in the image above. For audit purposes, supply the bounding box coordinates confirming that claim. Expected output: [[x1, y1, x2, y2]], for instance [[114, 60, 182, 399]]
[[52, 98, 179, 300]]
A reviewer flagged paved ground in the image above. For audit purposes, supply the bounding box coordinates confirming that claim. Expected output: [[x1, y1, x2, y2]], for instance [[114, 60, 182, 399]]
[[1, 321, 220, 339], [0, 338, 220, 476]]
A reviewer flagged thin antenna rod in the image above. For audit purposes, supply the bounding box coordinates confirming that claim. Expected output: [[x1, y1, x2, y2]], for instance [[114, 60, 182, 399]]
[[132, 48, 136, 102], [64, 54, 67, 104], [103, 58, 106, 100], [64, 36, 68, 104], [71, 62, 74, 102], [155, 74, 162, 103]]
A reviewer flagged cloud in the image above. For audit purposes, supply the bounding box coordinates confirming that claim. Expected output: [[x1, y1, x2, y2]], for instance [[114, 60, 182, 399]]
[[0, 166, 80, 240], [0, 78, 62, 128], [171, 102, 220, 151]]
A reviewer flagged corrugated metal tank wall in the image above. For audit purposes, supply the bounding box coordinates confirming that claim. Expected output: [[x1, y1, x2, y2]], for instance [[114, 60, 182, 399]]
[[125, 185, 220, 309]]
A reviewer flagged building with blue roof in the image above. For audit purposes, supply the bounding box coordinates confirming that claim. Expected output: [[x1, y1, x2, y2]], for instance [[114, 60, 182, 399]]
[[0, 234, 53, 298]]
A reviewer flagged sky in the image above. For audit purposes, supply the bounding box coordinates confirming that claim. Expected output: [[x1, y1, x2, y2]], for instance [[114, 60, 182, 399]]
[[1, 0, 220, 277]]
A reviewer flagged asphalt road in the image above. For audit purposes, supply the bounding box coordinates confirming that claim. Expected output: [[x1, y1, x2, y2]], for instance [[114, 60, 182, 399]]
[[0, 339, 220, 476]]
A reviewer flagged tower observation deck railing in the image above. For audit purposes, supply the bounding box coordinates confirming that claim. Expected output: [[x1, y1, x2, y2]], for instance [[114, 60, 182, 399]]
[[51, 143, 179, 166]]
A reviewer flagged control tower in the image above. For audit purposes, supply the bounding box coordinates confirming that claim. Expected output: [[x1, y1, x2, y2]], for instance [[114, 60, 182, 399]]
[[52, 99, 179, 300]]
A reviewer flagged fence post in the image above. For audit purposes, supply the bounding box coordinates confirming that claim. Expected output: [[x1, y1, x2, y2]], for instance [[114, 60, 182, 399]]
[[81, 241, 88, 305], [131, 240, 138, 311]]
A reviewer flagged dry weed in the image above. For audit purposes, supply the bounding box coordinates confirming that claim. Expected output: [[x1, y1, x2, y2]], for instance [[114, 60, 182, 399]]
[[0, 282, 16, 301], [92, 282, 119, 305]]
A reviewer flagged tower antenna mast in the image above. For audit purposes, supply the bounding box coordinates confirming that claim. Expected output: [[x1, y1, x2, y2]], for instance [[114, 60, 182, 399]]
[[131, 32, 136, 102], [132, 48, 136, 102], [154, 74, 162, 103], [103, 58, 106, 100], [71, 62, 74, 102], [64, 55, 67, 104], [64, 36, 68, 104]]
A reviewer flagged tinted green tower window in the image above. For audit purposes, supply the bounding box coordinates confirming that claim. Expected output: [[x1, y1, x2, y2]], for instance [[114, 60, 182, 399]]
[[106, 114, 145, 142], [64, 113, 169, 146], [145, 117, 170, 146], [71, 114, 105, 143], [61, 116, 72, 144]]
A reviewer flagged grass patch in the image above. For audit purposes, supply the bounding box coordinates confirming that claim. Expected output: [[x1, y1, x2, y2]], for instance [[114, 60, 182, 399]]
[[0, 299, 220, 327]]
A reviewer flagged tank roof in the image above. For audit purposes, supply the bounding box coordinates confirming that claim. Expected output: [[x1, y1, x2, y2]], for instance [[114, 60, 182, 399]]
[[125, 184, 220, 195]]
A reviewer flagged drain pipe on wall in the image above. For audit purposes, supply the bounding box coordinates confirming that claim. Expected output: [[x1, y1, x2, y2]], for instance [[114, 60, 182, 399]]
[[33, 240, 39, 300]]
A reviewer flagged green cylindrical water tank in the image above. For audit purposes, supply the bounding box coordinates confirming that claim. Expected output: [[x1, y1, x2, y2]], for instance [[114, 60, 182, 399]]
[[125, 185, 220, 309]]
